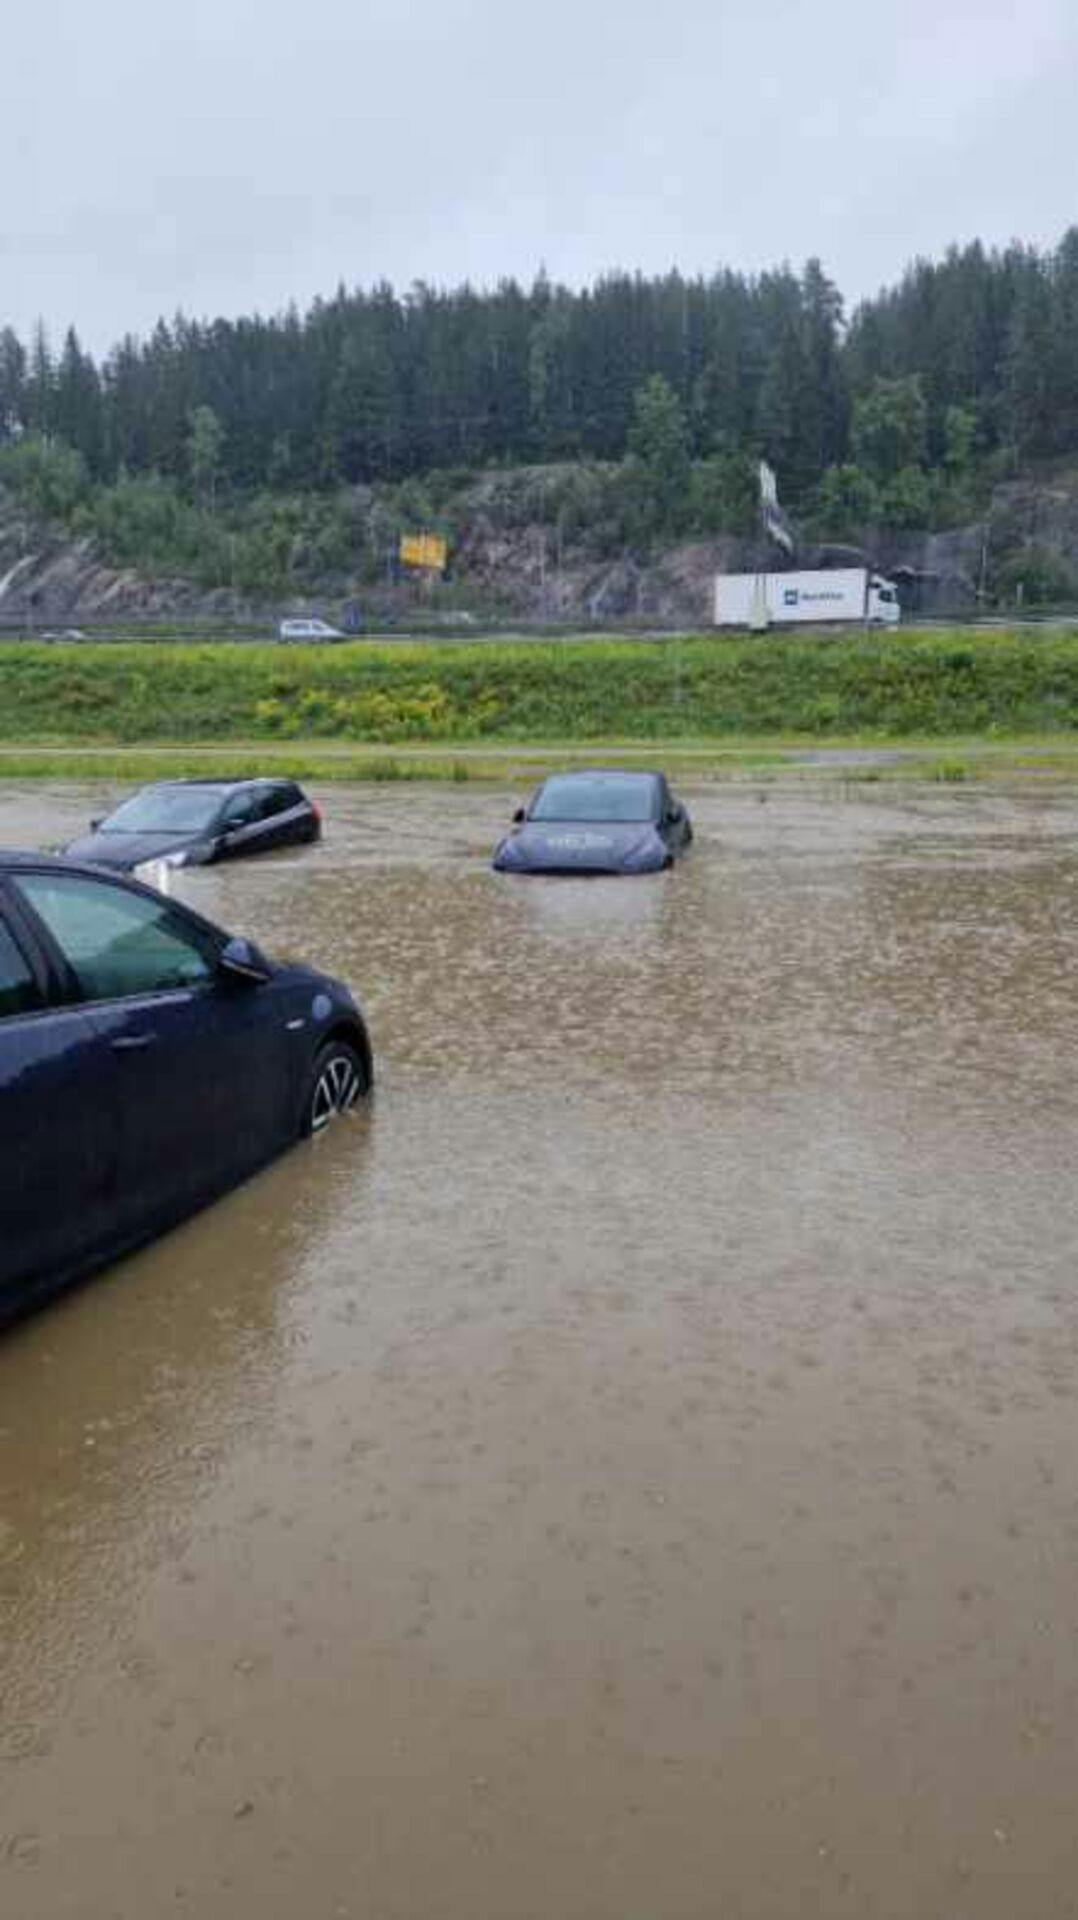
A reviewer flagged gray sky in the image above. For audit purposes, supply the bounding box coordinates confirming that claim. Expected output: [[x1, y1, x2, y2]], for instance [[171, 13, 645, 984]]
[[7, 0, 1077, 356]]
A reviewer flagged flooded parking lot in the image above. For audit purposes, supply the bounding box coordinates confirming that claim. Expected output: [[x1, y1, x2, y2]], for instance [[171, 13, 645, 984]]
[[3, 776, 1078, 1918]]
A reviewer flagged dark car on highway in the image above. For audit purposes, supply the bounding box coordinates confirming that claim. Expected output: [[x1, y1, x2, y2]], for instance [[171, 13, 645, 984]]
[[492, 770, 693, 874], [63, 777, 321, 878], [0, 853, 372, 1325]]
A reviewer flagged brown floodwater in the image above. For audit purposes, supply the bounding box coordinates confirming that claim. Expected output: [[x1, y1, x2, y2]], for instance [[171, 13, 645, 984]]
[[3, 776, 1078, 1918]]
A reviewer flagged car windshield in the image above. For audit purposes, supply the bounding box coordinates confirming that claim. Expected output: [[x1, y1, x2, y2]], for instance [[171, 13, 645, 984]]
[[98, 786, 226, 834], [529, 775, 656, 823]]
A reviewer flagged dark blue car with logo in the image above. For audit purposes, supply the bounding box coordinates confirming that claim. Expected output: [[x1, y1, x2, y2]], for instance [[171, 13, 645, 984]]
[[0, 854, 371, 1325], [492, 770, 692, 874]]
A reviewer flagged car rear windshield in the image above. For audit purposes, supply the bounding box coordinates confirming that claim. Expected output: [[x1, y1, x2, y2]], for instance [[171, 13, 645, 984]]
[[99, 786, 227, 834], [529, 776, 656, 823]]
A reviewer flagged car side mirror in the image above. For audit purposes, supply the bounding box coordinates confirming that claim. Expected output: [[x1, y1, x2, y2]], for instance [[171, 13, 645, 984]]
[[218, 935, 273, 984], [90, 816, 103, 831], [666, 803, 683, 825], [513, 806, 526, 824]]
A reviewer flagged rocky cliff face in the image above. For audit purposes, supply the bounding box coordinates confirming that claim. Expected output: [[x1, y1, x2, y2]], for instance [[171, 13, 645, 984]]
[[0, 501, 242, 625], [1, 469, 1076, 631], [0, 496, 742, 630]]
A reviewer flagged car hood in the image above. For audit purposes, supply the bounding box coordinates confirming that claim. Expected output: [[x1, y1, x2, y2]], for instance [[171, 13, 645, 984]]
[[62, 830, 213, 869], [493, 820, 663, 873]]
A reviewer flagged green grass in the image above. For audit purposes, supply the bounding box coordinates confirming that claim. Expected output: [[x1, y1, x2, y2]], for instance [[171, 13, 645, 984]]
[[0, 747, 488, 784], [8, 739, 1078, 788], [0, 742, 794, 784], [4, 629, 1078, 759]]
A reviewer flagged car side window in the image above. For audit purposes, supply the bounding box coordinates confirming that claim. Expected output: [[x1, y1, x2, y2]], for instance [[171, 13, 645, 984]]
[[12, 874, 216, 1003], [222, 790, 265, 828], [0, 914, 45, 1020], [262, 787, 294, 819]]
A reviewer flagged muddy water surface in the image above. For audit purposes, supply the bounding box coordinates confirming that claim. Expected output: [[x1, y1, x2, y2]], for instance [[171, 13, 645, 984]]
[[3, 779, 1078, 1918]]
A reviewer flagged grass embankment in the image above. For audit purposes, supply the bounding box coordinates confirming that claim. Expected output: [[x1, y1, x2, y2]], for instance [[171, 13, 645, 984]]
[[4, 630, 1078, 780]]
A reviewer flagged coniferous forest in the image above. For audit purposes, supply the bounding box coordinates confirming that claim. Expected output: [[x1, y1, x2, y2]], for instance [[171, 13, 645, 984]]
[[3, 231, 1078, 597]]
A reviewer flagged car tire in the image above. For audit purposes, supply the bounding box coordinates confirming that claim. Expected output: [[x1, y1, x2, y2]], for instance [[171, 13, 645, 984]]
[[301, 1039, 367, 1137]]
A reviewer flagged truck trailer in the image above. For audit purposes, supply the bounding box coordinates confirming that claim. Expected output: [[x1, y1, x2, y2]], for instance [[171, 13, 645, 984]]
[[713, 568, 900, 629]]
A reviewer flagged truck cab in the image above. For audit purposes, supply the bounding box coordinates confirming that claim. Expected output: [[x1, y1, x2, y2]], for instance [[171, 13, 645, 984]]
[[867, 577, 900, 626]]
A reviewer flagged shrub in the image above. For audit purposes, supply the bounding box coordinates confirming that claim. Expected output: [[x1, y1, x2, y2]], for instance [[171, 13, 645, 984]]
[[993, 545, 1078, 607], [0, 435, 89, 519]]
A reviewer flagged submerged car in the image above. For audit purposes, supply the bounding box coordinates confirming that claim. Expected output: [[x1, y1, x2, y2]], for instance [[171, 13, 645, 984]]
[[492, 770, 692, 874], [63, 778, 321, 879], [0, 852, 371, 1324]]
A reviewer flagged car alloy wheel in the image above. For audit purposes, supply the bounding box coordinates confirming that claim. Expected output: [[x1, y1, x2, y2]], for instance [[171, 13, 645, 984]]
[[306, 1042, 365, 1134]]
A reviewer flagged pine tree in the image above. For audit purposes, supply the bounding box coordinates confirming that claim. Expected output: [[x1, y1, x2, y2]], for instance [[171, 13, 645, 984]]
[[0, 328, 26, 439], [626, 373, 691, 530], [799, 260, 847, 477], [1049, 228, 1078, 452], [325, 322, 398, 482], [1005, 264, 1055, 459], [187, 404, 225, 505], [25, 322, 54, 439], [54, 327, 104, 473]]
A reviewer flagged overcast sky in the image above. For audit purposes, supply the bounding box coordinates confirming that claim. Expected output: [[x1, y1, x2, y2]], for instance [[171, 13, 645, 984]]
[[7, 0, 1077, 357]]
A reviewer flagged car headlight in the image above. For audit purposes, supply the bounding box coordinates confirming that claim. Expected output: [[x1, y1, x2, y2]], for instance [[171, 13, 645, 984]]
[[133, 851, 189, 889]]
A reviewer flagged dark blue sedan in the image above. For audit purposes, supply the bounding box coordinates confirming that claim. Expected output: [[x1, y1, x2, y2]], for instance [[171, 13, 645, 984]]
[[0, 854, 372, 1325], [492, 770, 693, 874]]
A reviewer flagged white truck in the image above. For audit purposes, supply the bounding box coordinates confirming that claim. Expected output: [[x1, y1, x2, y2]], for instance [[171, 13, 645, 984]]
[[713, 568, 900, 629]]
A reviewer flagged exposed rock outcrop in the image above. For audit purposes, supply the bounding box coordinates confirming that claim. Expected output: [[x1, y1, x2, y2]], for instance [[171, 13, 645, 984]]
[[2, 467, 1078, 631]]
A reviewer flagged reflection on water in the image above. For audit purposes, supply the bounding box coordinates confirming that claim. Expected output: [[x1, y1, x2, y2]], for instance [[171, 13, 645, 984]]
[[501, 866, 673, 940], [0, 1115, 376, 1726], [2, 779, 1078, 1918]]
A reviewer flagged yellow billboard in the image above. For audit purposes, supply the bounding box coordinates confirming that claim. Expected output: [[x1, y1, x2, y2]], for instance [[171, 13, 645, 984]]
[[399, 532, 447, 573]]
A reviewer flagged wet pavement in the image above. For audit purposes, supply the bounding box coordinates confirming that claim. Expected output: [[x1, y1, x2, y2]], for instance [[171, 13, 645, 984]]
[[3, 777, 1078, 1918]]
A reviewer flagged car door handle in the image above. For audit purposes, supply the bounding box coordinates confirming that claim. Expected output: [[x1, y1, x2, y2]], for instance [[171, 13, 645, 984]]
[[111, 1032, 158, 1052]]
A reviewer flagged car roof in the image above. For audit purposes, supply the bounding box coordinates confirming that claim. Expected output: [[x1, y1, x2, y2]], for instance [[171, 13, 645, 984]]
[[537, 769, 662, 785], [138, 776, 293, 792], [0, 851, 232, 941], [0, 850, 162, 875]]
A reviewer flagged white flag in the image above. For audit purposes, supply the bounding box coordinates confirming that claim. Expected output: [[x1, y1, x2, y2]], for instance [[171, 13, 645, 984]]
[[764, 501, 795, 554], [759, 462, 794, 553]]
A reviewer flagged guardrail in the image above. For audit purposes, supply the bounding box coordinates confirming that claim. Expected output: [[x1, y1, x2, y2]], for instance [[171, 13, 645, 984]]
[[3, 611, 1078, 643]]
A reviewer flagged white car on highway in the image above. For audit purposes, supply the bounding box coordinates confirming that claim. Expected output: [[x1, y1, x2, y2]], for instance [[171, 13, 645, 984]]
[[277, 617, 344, 641]]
